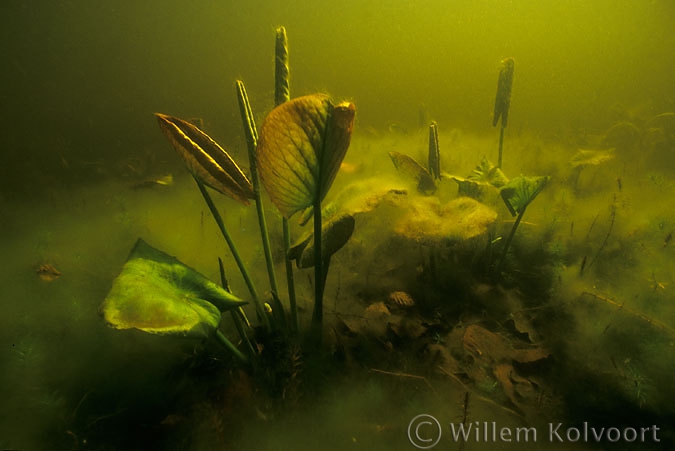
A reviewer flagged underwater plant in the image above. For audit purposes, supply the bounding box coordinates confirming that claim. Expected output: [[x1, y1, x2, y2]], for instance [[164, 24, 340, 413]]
[[100, 239, 249, 362], [451, 156, 508, 200], [493, 57, 515, 168], [388, 121, 442, 195], [256, 94, 356, 333], [496, 175, 549, 276], [155, 112, 269, 329]]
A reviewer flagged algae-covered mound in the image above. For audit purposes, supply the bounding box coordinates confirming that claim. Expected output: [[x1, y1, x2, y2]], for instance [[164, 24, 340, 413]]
[[391, 195, 497, 242]]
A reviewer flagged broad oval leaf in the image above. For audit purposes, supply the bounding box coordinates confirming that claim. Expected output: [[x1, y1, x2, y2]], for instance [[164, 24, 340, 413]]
[[100, 239, 247, 339], [500, 175, 549, 217], [155, 113, 254, 204], [389, 151, 436, 195], [256, 94, 356, 218]]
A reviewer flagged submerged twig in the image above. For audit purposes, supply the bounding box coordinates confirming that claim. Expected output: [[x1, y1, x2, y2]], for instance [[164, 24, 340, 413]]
[[369, 368, 437, 394], [581, 291, 675, 337], [587, 196, 616, 271]]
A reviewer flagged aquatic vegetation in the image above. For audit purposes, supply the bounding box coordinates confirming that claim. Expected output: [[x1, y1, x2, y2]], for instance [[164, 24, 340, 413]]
[[257, 93, 356, 331], [155, 113, 254, 204], [451, 156, 508, 200], [388, 122, 442, 195], [496, 175, 549, 276], [493, 57, 515, 168], [79, 22, 675, 451]]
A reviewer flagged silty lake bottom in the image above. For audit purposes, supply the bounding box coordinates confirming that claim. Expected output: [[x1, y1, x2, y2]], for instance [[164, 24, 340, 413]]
[[2, 126, 674, 450], [1, 1, 674, 450]]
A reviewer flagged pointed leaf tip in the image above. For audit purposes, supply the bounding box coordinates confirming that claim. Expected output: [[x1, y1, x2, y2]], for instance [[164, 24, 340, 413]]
[[155, 113, 254, 204]]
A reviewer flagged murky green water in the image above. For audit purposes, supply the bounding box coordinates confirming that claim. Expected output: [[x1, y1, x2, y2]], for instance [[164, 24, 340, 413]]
[[2, 1, 674, 450]]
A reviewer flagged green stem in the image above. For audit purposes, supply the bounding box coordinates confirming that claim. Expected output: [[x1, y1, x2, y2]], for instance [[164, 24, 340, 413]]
[[215, 330, 249, 365], [311, 197, 324, 335], [218, 257, 256, 359], [275, 26, 298, 333], [194, 177, 269, 329], [497, 124, 505, 168], [283, 218, 298, 333], [235, 80, 286, 328], [496, 205, 526, 276]]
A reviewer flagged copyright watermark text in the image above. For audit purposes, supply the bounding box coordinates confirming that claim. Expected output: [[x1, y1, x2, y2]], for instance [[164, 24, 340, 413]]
[[406, 415, 661, 448]]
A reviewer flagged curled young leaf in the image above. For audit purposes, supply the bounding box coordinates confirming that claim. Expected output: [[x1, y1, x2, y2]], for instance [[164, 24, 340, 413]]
[[493, 57, 515, 128], [155, 113, 254, 204], [289, 214, 356, 268], [256, 94, 356, 218]]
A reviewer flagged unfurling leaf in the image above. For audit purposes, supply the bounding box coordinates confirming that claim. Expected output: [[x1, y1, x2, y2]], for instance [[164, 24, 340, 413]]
[[100, 239, 247, 339], [493, 57, 515, 128], [155, 113, 254, 204], [288, 214, 355, 268], [500, 175, 549, 217], [256, 94, 356, 218], [389, 151, 436, 195], [469, 156, 509, 188]]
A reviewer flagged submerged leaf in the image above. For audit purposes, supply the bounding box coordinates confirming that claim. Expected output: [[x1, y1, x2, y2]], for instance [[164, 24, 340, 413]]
[[155, 113, 254, 204], [389, 151, 436, 195], [469, 156, 509, 188], [428, 122, 440, 180], [256, 94, 356, 218], [289, 214, 356, 268], [493, 57, 515, 128], [500, 175, 549, 217], [569, 148, 616, 168], [100, 239, 247, 339]]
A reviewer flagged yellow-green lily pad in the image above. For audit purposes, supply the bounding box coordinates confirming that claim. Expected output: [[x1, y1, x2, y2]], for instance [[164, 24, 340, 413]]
[[101, 239, 247, 339]]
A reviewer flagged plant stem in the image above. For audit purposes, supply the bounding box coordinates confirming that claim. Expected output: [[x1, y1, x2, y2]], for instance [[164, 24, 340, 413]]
[[219, 257, 256, 359], [497, 124, 505, 168], [215, 330, 249, 365], [275, 26, 298, 333], [496, 205, 526, 276], [311, 196, 325, 336], [236, 80, 286, 328], [194, 177, 270, 330], [283, 219, 298, 332]]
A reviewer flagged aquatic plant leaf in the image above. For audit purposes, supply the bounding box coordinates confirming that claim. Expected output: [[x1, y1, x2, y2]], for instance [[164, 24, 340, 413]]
[[155, 113, 254, 204], [101, 239, 247, 339], [500, 175, 549, 217], [601, 121, 640, 151], [289, 214, 356, 268], [428, 122, 440, 180], [451, 176, 485, 200], [389, 151, 436, 195], [493, 57, 515, 127], [256, 94, 356, 218], [569, 148, 615, 168], [469, 156, 509, 188]]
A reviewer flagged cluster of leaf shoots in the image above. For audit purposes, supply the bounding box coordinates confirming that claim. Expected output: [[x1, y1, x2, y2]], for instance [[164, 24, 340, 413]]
[[388, 57, 549, 279], [100, 28, 355, 366]]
